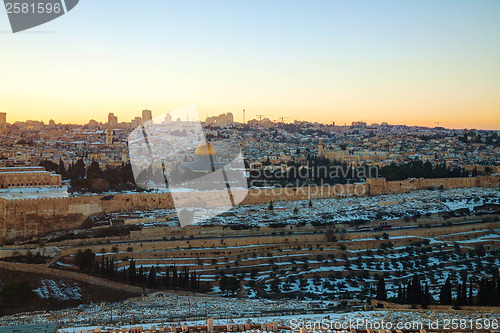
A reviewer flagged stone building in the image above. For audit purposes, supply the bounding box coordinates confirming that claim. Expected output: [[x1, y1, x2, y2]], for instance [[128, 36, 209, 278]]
[[0, 166, 61, 189]]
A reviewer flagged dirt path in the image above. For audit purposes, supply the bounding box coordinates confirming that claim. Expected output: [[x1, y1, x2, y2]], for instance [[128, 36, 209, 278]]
[[0, 261, 149, 294]]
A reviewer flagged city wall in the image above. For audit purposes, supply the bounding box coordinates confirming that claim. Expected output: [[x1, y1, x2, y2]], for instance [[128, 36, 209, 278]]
[[0, 176, 498, 241]]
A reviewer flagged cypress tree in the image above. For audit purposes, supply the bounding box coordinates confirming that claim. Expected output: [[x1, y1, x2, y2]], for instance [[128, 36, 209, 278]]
[[58, 158, 66, 177], [172, 266, 178, 288], [100, 256, 105, 275], [457, 283, 462, 306], [148, 266, 156, 288], [496, 278, 500, 306], [403, 284, 407, 304], [164, 268, 170, 287], [129, 260, 136, 285], [376, 277, 387, 301], [109, 259, 115, 278], [138, 266, 144, 284], [468, 282, 473, 305], [94, 260, 99, 275], [461, 280, 467, 305], [440, 278, 452, 305], [183, 267, 189, 289], [421, 283, 429, 308], [121, 267, 127, 282], [478, 279, 486, 306], [190, 271, 197, 290]]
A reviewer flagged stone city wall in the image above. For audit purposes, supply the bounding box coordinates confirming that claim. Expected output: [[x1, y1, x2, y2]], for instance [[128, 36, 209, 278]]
[[0, 176, 498, 241]]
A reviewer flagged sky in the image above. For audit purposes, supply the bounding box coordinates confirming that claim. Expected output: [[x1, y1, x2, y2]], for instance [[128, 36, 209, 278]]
[[0, 0, 499, 129]]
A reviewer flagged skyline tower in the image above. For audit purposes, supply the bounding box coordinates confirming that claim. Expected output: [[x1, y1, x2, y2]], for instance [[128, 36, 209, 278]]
[[164, 112, 172, 124], [0, 112, 6, 130], [142, 109, 152, 125], [107, 113, 118, 128]]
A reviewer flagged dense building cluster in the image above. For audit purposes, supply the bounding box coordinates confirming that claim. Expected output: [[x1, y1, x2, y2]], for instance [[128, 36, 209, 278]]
[[0, 112, 498, 189]]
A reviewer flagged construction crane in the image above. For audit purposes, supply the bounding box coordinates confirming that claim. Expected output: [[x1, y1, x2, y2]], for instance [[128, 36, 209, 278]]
[[256, 114, 270, 124], [278, 116, 292, 124]]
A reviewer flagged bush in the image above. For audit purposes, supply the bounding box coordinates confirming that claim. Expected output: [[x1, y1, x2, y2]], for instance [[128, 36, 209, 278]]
[[91, 178, 110, 192]]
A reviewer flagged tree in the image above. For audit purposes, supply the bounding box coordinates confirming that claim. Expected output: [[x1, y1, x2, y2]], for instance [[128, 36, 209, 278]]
[[440, 277, 452, 305], [190, 271, 198, 290], [376, 277, 387, 301], [87, 161, 103, 179], [468, 281, 474, 305], [163, 268, 170, 287], [475, 245, 486, 257], [74, 249, 95, 273], [228, 277, 240, 295], [406, 274, 423, 305], [397, 284, 403, 303], [128, 260, 136, 284], [138, 266, 144, 284], [70, 158, 86, 180], [39, 160, 59, 173], [219, 275, 228, 295], [422, 283, 430, 308], [58, 158, 66, 177], [121, 267, 127, 282], [90, 178, 110, 192], [147, 266, 156, 288], [172, 266, 178, 288], [270, 279, 280, 293], [109, 258, 115, 278]]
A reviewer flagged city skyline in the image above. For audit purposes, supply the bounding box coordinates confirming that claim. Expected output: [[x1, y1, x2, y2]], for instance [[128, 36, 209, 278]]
[[1, 1, 499, 129], [1, 109, 500, 131]]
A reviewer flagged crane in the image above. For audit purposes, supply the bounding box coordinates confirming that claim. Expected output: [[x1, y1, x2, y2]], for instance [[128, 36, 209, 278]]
[[278, 116, 292, 124]]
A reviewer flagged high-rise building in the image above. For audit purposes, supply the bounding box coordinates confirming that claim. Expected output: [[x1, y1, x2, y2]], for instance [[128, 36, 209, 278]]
[[0, 112, 6, 130], [131, 116, 142, 129], [164, 112, 172, 124], [108, 113, 118, 128], [142, 109, 152, 124]]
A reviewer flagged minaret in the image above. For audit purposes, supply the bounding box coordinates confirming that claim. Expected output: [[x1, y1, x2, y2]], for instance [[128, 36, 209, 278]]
[[105, 128, 114, 145], [318, 139, 324, 157]]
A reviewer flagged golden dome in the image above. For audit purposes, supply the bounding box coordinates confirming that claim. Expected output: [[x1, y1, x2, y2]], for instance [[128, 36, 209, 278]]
[[194, 141, 216, 156]]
